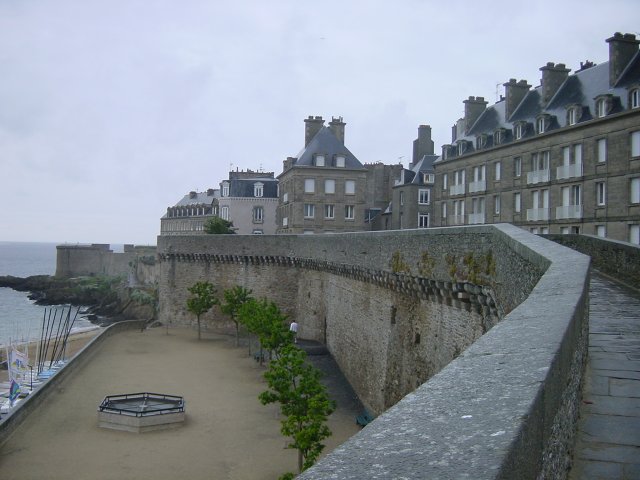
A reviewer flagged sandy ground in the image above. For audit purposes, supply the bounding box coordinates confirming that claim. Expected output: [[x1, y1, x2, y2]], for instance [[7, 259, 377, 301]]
[[0, 327, 361, 480]]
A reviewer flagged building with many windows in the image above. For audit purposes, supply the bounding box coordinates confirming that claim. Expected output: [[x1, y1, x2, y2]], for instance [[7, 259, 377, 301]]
[[218, 170, 279, 234], [160, 189, 219, 235], [433, 32, 640, 243], [277, 116, 368, 234]]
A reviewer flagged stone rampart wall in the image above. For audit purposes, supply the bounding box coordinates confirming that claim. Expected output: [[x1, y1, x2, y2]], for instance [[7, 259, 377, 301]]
[[544, 234, 640, 290]]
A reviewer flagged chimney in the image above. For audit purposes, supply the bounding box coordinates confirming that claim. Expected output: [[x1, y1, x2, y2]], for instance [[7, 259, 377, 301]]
[[606, 32, 639, 86], [329, 116, 346, 144], [463, 96, 488, 134], [189, 191, 197, 199], [503, 78, 531, 120], [539, 62, 571, 104], [412, 124, 434, 167], [304, 115, 324, 146]]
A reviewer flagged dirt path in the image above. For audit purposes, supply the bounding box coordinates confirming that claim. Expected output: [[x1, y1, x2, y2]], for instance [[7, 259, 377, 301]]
[[0, 327, 361, 480]]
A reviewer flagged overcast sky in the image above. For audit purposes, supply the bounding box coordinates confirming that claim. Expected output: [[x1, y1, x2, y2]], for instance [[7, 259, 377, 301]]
[[1, 0, 638, 245]]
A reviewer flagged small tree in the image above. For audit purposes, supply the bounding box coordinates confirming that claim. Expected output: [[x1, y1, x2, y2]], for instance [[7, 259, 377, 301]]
[[238, 298, 292, 363], [204, 217, 236, 234], [220, 286, 253, 346], [186, 281, 218, 340], [260, 343, 335, 474]]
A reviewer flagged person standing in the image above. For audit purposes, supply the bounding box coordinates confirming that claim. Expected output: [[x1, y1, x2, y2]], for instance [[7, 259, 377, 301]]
[[289, 321, 299, 343]]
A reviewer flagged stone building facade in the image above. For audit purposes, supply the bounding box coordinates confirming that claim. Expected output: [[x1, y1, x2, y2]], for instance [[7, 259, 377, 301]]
[[432, 32, 640, 244], [160, 189, 219, 235], [277, 116, 369, 234], [218, 170, 278, 234]]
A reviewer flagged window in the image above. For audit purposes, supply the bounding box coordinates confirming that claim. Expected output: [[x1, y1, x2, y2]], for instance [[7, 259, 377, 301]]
[[399, 191, 404, 206], [304, 204, 315, 218], [345, 205, 354, 220], [494, 195, 501, 214], [442, 202, 447, 220], [571, 185, 582, 205], [457, 141, 467, 155], [495, 162, 501, 181], [541, 227, 549, 234], [335, 155, 346, 168], [514, 157, 522, 177], [597, 139, 607, 163], [315, 154, 325, 167], [567, 107, 577, 126], [423, 173, 435, 184], [221, 206, 229, 220], [253, 206, 264, 222], [561, 226, 569, 234], [345, 180, 355, 195], [282, 216, 288, 227], [443, 173, 448, 190], [254, 182, 264, 198], [630, 225, 640, 245], [632, 89, 640, 109], [494, 129, 505, 145], [283, 192, 289, 203], [632, 131, 640, 157], [596, 182, 606, 206], [324, 179, 335, 194], [454, 169, 465, 185], [222, 182, 229, 197], [574, 144, 582, 164], [596, 225, 606, 238], [536, 117, 546, 134], [515, 123, 524, 140], [418, 189, 430, 205], [631, 178, 640, 204], [418, 213, 429, 228], [514, 192, 521, 213], [324, 204, 335, 219], [595, 97, 608, 118], [304, 178, 315, 193]]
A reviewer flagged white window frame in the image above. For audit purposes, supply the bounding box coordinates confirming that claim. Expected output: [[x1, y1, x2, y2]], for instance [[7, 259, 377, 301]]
[[631, 177, 640, 204], [283, 192, 289, 203], [597, 138, 607, 163], [515, 123, 524, 140], [514, 192, 521, 213], [253, 206, 264, 222], [568, 107, 577, 126], [418, 213, 429, 228], [596, 225, 606, 238], [220, 206, 229, 220], [254, 182, 264, 198], [536, 117, 545, 134], [222, 182, 229, 197], [423, 173, 435, 184], [335, 155, 346, 168], [632, 89, 640, 109], [514, 157, 522, 177], [595, 98, 608, 118], [442, 202, 447, 220], [632, 131, 640, 157], [630, 224, 640, 245], [282, 216, 288, 227], [345, 205, 355, 220], [494, 195, 500, 215], [304, 178, 315, 193], [324, 204, 335, 219], [345, 180, 355, 195], [495, 161, 501, 181], [304, 204, 315, 219], [399, 191, 404, 206], [418, 189, 430, 205], [324, 179, 335, 194], [442, 173, 448, 190], [315, 154, 325, 167], [596, 182, 606, 206]]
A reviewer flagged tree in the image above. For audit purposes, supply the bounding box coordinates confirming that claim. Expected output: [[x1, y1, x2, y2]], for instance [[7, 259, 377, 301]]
[[238, 298, 292, 363], [259, 343, 335, 475], [204, 217, 236, 234], [220, 286, 253, 346], [186, 281, 218, 340]]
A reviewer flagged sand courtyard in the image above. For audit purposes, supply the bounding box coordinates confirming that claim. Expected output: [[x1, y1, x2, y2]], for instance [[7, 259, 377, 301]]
[[0, 327, 361, 480]]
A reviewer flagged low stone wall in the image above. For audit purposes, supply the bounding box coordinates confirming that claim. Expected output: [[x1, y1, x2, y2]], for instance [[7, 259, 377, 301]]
[[300, 225, 590, 479], [544, 233, 640, 289], [0, 320, 146, 447]]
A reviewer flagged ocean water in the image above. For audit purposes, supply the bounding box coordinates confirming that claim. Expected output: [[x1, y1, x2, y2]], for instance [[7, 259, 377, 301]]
[[0, 242, 96, 348]]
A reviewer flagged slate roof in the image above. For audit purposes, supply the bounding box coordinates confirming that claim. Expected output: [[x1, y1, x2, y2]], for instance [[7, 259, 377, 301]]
[[441, 51, 640, 160], [409, 154, 437, 185], [174, 191, 218, 206], [224, 177, 278, 198], [292, 126, 365, 169]]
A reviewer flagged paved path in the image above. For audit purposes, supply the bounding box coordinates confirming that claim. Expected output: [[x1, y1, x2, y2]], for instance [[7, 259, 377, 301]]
[[571, 272, 640, 480]]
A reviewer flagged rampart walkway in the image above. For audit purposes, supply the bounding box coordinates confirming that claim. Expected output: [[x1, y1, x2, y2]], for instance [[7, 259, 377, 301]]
[[571, 272, 640, 479]]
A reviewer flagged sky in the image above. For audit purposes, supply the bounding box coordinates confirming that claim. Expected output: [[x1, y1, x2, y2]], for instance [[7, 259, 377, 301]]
[[1, 0, 638, 245]]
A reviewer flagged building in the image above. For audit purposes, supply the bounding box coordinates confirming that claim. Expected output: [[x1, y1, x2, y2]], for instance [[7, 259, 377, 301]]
[[277, 116, 369, 234], [219, 170, 279, 234], [433, 32, 640, 244], [160, 189, 219, 235], [383, 125, 438, 230]]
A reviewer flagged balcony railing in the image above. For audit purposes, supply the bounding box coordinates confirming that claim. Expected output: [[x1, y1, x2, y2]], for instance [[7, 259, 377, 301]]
[[526, 208, 550, 221], [468, 179, 486, 193], [450, 184, 465, 196], [467, 213, 485, 225], [449, 214, 466, 225], [527, 169, 550, 185], [556, 163, 583, 180], [556, 205, 583, 219]]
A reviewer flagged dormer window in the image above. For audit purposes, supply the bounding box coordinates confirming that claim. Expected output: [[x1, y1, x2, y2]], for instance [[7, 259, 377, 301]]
[[335, 155, 346, 168], [567, 105, 581, 126], [595, 96, 612, 118], [476, 134, 489, 150], [536, 115, 550, 134], [494, 129, 506, 146], [630, 88, 640, 109], [457, 141, 469, 156], [221, 181, 229, 197], [314, 154, 325, 167], [423, 173, 435, 184], [253, 182, 264, 198], [514, 122, 526, 140], [442, 145, 453, 160]]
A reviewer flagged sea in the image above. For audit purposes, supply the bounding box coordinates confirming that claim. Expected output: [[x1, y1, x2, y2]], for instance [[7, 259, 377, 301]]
[[0, 241, 98, 349]]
